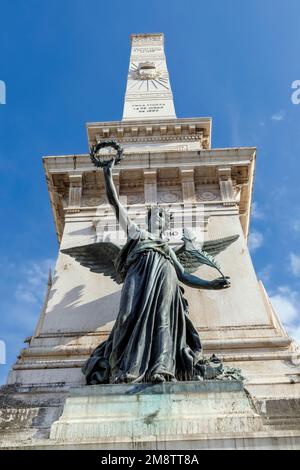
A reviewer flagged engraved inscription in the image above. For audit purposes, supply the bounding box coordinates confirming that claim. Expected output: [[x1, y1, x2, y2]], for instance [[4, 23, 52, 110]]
[[131, 103, 167, 114]]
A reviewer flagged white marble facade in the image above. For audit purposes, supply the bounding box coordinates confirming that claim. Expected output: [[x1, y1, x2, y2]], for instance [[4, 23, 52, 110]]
[[1, 33, 300, 450]]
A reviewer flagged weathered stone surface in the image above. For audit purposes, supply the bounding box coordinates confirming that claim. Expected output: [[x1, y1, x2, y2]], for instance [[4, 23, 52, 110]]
[[2, 382, 300, 450], [50, 381, 265, 442]]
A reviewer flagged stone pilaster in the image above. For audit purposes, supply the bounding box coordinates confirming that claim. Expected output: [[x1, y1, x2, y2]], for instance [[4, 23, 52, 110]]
[[180, 168, 195, 203], [144, 169, 157, 205], [68, 173, 82, 212]]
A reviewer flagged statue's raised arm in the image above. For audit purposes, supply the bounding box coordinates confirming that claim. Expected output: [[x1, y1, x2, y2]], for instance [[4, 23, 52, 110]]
[[90, 139, 137, 238], [103, 159, 138, 238]]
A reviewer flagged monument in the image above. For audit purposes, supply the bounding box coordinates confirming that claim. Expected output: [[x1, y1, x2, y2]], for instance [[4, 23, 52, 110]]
[[0, 33, 300, 450]]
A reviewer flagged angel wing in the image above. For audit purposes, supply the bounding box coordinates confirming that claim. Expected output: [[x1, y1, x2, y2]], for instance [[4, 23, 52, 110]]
[[175, 228, 239, 276], [61, 241, 123, 284]]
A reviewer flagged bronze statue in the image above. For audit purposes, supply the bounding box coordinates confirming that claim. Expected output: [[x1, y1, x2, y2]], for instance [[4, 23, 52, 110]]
[[62, 142, 239, 385]]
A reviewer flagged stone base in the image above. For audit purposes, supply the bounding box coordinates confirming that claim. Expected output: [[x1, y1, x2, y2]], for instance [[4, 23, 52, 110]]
[[50, 381, 264, 444], [1, 381, 300, 449]]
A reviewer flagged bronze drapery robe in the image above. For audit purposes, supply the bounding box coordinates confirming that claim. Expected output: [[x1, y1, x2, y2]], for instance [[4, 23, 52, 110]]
[[82, 231, 220, 384]]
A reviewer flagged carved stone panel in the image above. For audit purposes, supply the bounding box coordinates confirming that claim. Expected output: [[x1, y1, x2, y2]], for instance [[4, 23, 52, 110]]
[[157, 191, 181, 204], [195, 185, 220, 202], [83, 196, 106, 207], [127, 193, 145, 205]]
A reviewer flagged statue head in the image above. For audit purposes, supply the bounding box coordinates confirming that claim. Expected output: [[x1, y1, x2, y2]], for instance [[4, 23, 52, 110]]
[[147, 206, 173, 235]]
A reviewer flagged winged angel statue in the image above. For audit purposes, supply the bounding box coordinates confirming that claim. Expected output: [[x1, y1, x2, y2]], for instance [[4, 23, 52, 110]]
[[62, 155, 239, 385]]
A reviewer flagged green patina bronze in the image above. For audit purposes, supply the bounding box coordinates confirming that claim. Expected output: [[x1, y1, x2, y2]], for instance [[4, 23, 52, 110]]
[[62, 141, 242, 385]]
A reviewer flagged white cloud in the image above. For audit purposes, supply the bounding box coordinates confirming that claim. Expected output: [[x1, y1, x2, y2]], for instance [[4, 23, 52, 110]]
[[248, 230, 264, 252], [269, 286, 300, 344], [291, 219, 300, 233], [258, 264, 272, 283], [270, 287, 298, 325], [251, 202, 265, 220], [15, 289, 37, 304], [0, 257, 55, 384], [271, 111, 285, 121], [14, 258, 54, 305], [289, 324, 300, 344], [290, 253, 300, 277]]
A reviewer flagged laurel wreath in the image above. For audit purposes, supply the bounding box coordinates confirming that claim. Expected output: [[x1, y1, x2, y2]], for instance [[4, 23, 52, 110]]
[[90, 140, 124, 168]]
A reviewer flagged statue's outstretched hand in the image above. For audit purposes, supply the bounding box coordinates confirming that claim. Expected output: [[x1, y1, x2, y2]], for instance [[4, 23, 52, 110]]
[[209, 277, 230, 290], [103, 157, 115, 174]]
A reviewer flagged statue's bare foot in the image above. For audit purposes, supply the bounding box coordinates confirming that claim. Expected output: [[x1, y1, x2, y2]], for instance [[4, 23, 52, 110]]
[[193, 375, 204, 381], [151, 373, 166, 383]]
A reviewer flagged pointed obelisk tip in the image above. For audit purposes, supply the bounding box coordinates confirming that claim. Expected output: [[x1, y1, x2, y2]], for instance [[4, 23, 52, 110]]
[[130, 33, 164, 44]]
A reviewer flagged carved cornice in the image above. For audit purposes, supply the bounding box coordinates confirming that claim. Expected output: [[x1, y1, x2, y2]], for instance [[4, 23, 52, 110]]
[[87, 117, 211, 149], [43, 147, 255, 242], [114, 135, 205, 144]]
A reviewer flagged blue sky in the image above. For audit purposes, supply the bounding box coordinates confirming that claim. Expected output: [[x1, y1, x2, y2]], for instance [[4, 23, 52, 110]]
[[0, 0, 300, 384]]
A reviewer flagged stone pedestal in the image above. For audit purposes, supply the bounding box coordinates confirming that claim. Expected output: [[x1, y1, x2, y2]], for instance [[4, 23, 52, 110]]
[[50, 381, 264, 446]]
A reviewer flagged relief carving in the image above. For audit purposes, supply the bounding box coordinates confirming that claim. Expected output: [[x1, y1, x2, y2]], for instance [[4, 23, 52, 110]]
[[127, 194, 145, 205], [158, 191, 180, 203], [196, 191, 218, 201], [83, 196, 106, 207]]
